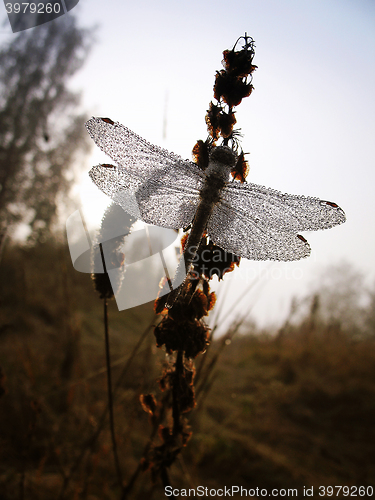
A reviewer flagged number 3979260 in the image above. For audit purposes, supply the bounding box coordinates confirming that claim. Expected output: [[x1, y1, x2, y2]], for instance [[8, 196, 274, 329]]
[[319, 485, 373, 496], [5, 3, 61, 14]]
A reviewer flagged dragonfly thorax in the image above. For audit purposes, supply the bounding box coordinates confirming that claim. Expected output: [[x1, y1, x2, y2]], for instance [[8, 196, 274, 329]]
[[205, 146, 237, 182], [198, 146, 237, 206]]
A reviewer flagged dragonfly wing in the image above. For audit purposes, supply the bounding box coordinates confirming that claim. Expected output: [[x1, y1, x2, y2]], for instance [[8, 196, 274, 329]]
[[134, 176, 201, 228], [86, 117, 204, 189], [89, 164, 201, 229], [86, 117, 204, 228], [207, 201, 311, 261], [221, 181, 346, 232]]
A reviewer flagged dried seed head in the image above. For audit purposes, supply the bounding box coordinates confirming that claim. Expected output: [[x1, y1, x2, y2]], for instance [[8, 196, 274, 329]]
[[218, 111, 237, 138], [91, 204, 136, 300], [222, 49, 257, 78], [154, 316, 210, 358], [214, 71, 253, 108], [140, 394, 157, 415], [231, 151, 249, 183], [205, 102, 222, 141], [192, 139, 211, 170]]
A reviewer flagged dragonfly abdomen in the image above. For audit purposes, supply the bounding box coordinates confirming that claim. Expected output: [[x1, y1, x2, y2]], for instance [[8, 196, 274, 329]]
[[182, 147, 236, 273], [183, 196, 216, 272]]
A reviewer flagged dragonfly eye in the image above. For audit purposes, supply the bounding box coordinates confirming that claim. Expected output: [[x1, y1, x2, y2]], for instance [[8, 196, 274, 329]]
[[209, 146, 237, 166]]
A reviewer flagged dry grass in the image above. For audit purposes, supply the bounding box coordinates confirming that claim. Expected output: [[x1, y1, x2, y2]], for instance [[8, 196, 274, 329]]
[[1, 241, 374, 499]]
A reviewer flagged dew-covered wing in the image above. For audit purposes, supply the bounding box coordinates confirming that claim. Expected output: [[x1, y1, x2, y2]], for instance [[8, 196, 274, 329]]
[[220, 181, 346, 233], [207, 181, 345, 260], [86, 117, 204, 228], [130, 176, 201, 228], [207, 204, 311, 261]]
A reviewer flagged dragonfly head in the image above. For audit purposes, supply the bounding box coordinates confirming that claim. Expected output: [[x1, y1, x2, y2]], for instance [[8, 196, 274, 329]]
[[206, 146, 237, 181]]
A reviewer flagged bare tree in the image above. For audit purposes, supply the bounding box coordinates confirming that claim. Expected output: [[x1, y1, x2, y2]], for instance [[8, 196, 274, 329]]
[[0, 14, 94, 246]]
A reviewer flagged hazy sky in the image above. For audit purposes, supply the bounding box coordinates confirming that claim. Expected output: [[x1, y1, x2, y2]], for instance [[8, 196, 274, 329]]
[[2, 0, 375, 329]]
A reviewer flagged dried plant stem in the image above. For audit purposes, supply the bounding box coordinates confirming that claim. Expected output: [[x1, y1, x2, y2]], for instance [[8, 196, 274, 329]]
[[121, 392, 170, 500], [172, 349, 183, 436], [100, 242, 124, 491], [57, 320, 154, 500], [194, 324, 217, 386], [161, 466, 174, 494]]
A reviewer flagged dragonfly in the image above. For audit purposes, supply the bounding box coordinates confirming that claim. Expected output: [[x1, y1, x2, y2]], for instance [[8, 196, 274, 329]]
[[86, 117, 346, 297]]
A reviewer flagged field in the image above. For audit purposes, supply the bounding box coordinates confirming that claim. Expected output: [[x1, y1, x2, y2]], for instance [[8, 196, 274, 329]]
[[1, 241, 374, 499]]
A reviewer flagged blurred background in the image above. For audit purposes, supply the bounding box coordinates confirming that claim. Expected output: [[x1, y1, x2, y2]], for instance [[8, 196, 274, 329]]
[[0, 1, 375, 498]]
